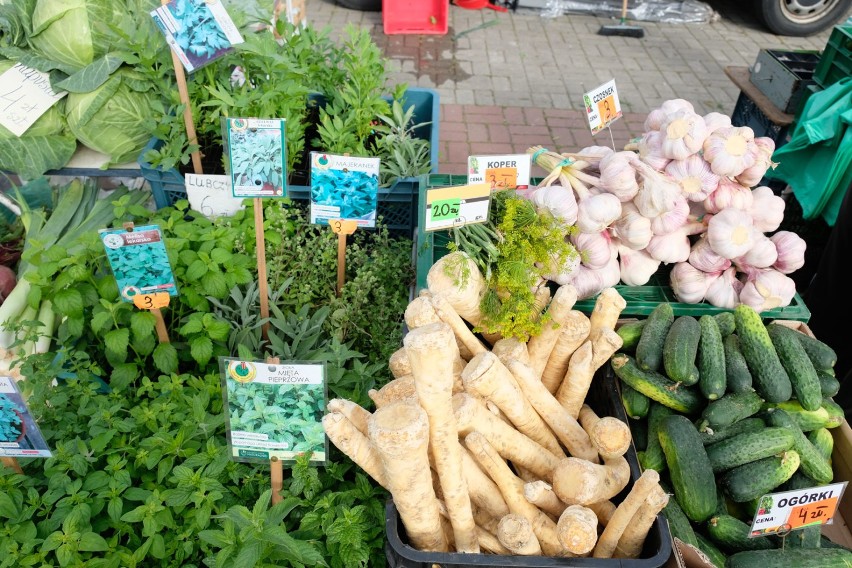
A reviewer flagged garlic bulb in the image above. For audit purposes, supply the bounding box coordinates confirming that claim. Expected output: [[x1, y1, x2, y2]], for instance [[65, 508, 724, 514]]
[[739, 269, 796, 312], [598, 151, 639, 202], [702, 126, 759, 177], [618, 245, 660, 286], [545, 247, 582, 285], [577, 146, 614, 171], [570, 264, 605, 300], [638, 131, 671, 171], [633, 166, 682, 218], [704, 266, 742, 309], [572, 231, 613, 270], [646, 229, 691, 264], [531, 184, 578, 226], [704, 178, 754, 214], [611, 202, 653, 250], [644, 99, 696, 131], [703, 112, 732, 133], [665, 155, 720, 203], [736, 234, 778, 269], [600, 247, 622, 289], [770, 231, 806, 274], [670, 261, 712, 303], [736, 137, 777, 187], [651, 195, 689, 235], [577, 193, 622, 233], [689, 237, 731, 273], [749, 186, 785, 233], [707, 208, 755, 259], [660, 110, 707, 160]]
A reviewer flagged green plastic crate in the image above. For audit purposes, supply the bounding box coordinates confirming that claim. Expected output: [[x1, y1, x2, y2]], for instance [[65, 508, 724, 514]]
[[415, 174, 811, 321], [814, 25, 852, 89]]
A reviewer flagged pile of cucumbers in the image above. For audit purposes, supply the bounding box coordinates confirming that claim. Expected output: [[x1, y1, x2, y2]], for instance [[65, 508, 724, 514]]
[[612, 302, 851, 568]]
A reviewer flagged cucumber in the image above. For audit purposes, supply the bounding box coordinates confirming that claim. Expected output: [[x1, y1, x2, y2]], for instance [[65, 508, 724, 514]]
[[825, 367, 836, 377], [641, 402, 674, 472], [706, 514, 775, 553], [792, 330, 838, 371], [820, 371, 841, 398], [809, 427, 834, 462], [699, 315, 727, 400], [721, 450, 800, 502], [768, 324, 822, 411], [715, 484, 730, 516], [659, 415, 717, 522], [664, 315, 701, 384], [696, 532, 727, 568], [706, 427, 795, 473], [617, 319, 646, 352], [621, 383, 650, 419], [734, 305, 792, 403], [787, 525, 822, 549], [629, 417, 648, 451], [764, 408, 833, 484], [784, 471, 825, 491], [763, 399, 845, 431], [700, 391, 764, 430], [700, 417, 765, 446], [726, 548, 852, 568], [724, 335, 753, 394], [611, 354, 704, 414], [715, 312, 736, 337], [661, 484, 700, 549], [636, 303, 674, 372]]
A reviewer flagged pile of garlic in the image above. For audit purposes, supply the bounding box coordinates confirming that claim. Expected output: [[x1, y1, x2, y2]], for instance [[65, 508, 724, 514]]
[[527, 98, 806, 312]]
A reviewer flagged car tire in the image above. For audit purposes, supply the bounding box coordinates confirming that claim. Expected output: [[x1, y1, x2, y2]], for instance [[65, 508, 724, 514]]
[[336, 0, 382, 11], [759, 0, 852, 36]]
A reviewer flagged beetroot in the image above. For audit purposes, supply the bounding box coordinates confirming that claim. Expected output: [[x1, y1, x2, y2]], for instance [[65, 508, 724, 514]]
[[0, 265, 16, 303]]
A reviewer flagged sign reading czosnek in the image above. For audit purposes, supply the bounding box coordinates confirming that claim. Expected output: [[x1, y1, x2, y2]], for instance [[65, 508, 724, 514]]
[[748, 482, 848, 537], [583, 79, 622, 135]]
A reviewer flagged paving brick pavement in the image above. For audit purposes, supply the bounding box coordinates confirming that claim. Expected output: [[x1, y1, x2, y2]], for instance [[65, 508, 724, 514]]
[[307, 0, 847, 174]]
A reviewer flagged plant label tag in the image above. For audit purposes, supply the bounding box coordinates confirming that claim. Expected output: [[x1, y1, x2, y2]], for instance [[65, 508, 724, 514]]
[[0, 376, 52, 458], [329, 219, 358, 235], [309, 153, 380, 228], [0, 63, 67, 137], [100, 225, 179, 303], [584, 79, 622, 135], [748, 481, 848, 537], [219, 358, 327, 465], [151, 0, 244, 74], [132, 292, 171, 311], [185, 174, 244, 218], [424, 183, 491, 232], [467, 154, 531, 189], [224, 118, 287, 198]]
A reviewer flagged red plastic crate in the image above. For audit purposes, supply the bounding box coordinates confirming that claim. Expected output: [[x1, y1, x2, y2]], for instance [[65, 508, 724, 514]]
[[383, 0, 448, 35]]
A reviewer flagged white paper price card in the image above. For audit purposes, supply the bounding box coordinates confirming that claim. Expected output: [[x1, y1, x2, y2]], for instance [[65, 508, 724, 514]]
[[185, 174, 244, 219], [748, 482, 848, 537], [424, 183, 491, 232], [0, 63, 67, 137], [467, 154, 532, 190], [0, 376, 52, 458], [220, 358, 327, 465], [583, 79, 622, 135]]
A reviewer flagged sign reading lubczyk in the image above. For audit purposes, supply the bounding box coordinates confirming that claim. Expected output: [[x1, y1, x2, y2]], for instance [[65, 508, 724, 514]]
[[749, 482, 848, 537]]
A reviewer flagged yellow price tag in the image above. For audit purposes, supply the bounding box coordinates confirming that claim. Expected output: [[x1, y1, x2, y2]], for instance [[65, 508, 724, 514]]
[[485, 166, 517, 189], [132, 292, 170, 310], [329, 219, 358, 235]]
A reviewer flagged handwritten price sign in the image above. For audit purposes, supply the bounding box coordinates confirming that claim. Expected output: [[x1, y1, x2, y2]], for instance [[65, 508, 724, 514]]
[[749, 482, 847, 538], [132, 292, 171, 311], [484, 167, 517, 189], [0, 63, 66, 137], [424, 183, 491, 232], [329, 219, 358, 235]]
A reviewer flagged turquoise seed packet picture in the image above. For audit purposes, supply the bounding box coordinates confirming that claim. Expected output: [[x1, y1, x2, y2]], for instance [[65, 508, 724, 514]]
[[224, 118, 287, 198], [310, 153, 380, 227], [100, 225, 179, 302], [0, 376, 51, 458]]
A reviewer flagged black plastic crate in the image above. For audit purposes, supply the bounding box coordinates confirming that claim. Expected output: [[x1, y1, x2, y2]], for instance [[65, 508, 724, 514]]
[[384, 369, 673, 568], [750, 49, 820, 114]]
